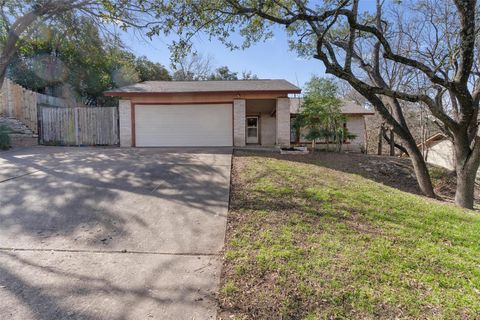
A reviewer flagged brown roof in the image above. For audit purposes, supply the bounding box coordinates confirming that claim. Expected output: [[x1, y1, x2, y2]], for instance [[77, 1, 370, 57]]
[[105, 80, 301, 96], [290, 98, 374, 115], [417, 132, 447, 149], [340, 101, 375, 115]]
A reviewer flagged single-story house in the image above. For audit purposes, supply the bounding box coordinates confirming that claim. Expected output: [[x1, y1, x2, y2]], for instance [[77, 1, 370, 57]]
[[420, 133, 480, 179], [105, 80, 300, 148], [105, 80, 373, 150], [419, 133, 455, 170]]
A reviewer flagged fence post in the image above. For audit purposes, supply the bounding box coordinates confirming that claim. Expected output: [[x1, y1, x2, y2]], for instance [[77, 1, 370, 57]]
[[74, 107, 79, 146], [37, 105, 43, 144]]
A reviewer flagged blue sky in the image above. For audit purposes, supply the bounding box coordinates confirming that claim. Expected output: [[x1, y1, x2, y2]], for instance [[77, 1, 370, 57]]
[[120, 29, 325, 88], [119, 2, 377, 88]]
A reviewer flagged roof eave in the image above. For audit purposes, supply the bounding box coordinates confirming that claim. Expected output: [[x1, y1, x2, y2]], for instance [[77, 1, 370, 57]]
[[104, 89, 302, 97], [291, 112, 375, 115], [342, 112, 375, 115]]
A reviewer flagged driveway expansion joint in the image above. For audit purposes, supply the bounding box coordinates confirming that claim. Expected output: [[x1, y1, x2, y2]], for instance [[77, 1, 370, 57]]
[[0, 247, 221, 256], [0, 170, 40, 183]]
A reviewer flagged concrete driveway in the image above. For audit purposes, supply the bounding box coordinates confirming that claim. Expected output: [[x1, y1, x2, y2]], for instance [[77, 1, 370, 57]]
[[0, 146, 232, 320]]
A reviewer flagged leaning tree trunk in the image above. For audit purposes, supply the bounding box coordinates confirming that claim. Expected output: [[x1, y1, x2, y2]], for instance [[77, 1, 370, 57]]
[[405, 142, 436, 198], [390, 119, 436, 197], [380, 96, 435, 197], [389, 129, 395, 156], [0, 56, 10, 90], [382, 128, 409, 156], [377, 126, 383, 155]]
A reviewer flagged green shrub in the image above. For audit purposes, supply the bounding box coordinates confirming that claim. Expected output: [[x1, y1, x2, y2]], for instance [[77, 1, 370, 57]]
[[0, 125, 11, 150]]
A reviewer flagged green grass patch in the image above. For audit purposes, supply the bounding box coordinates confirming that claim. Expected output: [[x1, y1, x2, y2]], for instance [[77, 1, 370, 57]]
[[220, 154, 480, 319]]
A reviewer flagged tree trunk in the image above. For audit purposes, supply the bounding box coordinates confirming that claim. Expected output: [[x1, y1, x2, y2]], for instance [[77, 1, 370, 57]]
[[0, 58, 9, 90], [336, 131, 342, 152], [453, 140, 480, 209], [382, 128, 409, 156], [406, 144, 436, 198], [389, 129, 395, 156], [377, 126, 383, 155], [420, 108, 426, 159], [364, 120, 368, 154], [455, 167, 476, 209]]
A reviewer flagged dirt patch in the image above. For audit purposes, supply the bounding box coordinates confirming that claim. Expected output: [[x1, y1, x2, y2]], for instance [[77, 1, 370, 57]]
[[233, 150, 479, 203]]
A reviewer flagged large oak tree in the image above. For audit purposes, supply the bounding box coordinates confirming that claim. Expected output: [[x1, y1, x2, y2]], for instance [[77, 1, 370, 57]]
[[150, 0, 480, 209]]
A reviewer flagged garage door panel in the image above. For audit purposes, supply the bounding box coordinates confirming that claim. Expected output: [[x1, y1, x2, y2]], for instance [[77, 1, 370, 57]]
[[135, 104, 232, 147]]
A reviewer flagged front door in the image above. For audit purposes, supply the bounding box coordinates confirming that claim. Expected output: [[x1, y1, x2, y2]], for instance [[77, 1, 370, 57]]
[[246, 116, 259, 144]]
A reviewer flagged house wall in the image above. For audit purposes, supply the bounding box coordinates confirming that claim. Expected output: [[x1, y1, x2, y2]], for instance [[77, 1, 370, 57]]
[[116, 93, 292, 148], [124, 92, 288, 104], [426, 139, 480, 181], [233, 99, 246, 147], [276, 98, 291, 147], [261, 114, 276, 146], [294, 114, 367, 152], [119, 99, 132, 147], [426, 139, 455, 170], [346, 115, 366, 150], [246, 99, 276, 146]]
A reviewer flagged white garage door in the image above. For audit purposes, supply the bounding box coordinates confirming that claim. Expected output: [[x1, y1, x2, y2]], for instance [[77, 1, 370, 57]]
[[135, 104, 232, 147]]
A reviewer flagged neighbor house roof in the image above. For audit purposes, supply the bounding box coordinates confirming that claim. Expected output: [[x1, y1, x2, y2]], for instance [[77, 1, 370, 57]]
[[416, 132, 447, 149], [340, 101, 375, 115], [290, 98, 374, 115], [105, 80, 301, 96]]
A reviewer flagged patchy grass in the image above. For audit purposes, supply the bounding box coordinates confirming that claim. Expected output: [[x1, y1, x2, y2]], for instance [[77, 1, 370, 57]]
[[218, 152, 480, 320]]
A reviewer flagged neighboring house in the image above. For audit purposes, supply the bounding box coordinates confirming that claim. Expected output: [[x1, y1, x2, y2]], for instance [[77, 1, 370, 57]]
[[421, 133, 480, 181], [105, 80, 300, 147], [419, 133, 455, 170], [290, 98, 374, 152]]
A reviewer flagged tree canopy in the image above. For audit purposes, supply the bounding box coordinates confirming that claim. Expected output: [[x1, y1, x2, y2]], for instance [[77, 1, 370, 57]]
[[171, 53, 258, 80], [0, 0, 158, 89], [6, 19, 170, 106], [295, 77, 350, 151], [147, 0, 480, 209], [209, 66, 239, 80]]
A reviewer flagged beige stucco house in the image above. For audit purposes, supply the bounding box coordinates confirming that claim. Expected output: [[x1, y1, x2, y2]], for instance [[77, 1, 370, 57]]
[[106, 80, 372, 151], [105, 80, 300, 148], [420, 133, 455, 170], [420, 133, 480, 181]]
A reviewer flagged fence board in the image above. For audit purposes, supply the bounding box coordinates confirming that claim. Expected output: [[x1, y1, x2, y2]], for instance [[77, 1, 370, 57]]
[[39, 106, 119, 146], [0, 79, 38, 133], [1, 79, 119, 145]]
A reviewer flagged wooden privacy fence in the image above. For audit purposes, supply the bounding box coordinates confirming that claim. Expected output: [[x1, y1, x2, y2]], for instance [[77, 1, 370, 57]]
[[0, 79, 38, 133], [0, 78, 119, 146], [39, 106, 119, 146]]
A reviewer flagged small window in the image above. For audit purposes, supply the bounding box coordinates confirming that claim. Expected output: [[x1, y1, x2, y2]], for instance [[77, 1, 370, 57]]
[[247, 118, 257, 127]]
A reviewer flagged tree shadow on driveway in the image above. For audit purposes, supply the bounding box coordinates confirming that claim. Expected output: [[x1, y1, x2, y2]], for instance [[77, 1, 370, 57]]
[[0, 146, 231, 319], [0, 250, 220, 320], [0, 147, 231, 253]]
